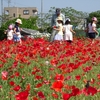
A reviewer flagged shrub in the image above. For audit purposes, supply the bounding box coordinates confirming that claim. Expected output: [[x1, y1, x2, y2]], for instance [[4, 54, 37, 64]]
[[75, 29, 86, 37], [0, 17, 38, 40]]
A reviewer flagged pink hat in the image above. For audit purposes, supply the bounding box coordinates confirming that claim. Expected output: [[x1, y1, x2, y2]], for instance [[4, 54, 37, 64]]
[[92, 17, 97, 21], [8, 25, 13, 30]]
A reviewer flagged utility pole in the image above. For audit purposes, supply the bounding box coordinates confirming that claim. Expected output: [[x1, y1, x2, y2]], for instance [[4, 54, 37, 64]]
[[41, 0, 43, 18], [41, 0, 43, 28]]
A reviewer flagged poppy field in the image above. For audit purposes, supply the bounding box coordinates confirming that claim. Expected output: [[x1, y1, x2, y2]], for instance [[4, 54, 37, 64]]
[[0, 37, 100, 100]]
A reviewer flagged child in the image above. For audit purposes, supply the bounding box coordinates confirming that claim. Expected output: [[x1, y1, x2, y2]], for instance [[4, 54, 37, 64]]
[[63, 18, 76, 43], [53, 17, 64, 41], [4, 24, 14, 40], [88, 17, 99, 43], [13, 19, 22, 44]]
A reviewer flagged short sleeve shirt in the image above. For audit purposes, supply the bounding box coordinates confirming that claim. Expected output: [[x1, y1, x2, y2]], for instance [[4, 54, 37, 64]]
[[15, 25, 20, 32], [63, 24, 73, 34], [88, 23, 96, 33]]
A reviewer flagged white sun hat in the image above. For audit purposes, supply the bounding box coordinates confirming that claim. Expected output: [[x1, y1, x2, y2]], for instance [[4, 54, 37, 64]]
[[66, 18, 71, 22], [15, 19, 22, 24]]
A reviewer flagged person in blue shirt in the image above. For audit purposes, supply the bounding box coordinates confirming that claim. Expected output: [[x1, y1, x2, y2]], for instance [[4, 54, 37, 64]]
[[13, 19, 22, 44]]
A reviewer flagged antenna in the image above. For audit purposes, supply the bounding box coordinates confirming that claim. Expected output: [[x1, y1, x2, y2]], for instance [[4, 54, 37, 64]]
[[8, 0, 11, 7], [41, 0, 43, 28]]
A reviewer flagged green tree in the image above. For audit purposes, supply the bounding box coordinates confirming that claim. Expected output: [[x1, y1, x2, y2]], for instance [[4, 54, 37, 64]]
[[0, 16, 38, 40], [47, 7, 89, 25], [87, 10, 100, 28], [61, 7, 88, 26], [37, 7, 89, 33], [0, 14, 13, 26], [37, 13, 51, 33]]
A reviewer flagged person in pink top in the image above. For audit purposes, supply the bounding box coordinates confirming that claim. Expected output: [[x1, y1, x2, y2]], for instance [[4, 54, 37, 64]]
[[4, 24, 14, 40], [88, 17, 99, 43]]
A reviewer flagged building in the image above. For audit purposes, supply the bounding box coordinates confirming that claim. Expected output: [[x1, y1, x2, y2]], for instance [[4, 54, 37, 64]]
[[4, 7, 38, 19]]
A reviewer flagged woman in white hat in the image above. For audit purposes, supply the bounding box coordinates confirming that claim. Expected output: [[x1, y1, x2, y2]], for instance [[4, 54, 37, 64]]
[[53, 17, 64, 41], [13, 19, 22, 44]]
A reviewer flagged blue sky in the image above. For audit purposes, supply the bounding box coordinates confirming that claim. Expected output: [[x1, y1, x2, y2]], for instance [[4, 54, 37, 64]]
[[1, 0, 100, 14]]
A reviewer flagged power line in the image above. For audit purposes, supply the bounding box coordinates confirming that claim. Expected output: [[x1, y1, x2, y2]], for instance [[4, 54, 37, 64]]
[[10, 1, 29, 7], [4, 0, 28, 7]]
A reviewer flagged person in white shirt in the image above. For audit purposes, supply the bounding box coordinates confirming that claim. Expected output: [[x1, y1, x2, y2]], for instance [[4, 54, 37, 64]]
[[88, 17, 99, 43], [4, 24, 14, 40], [63, 18, 76, 43], [53, 17, 64, 41]]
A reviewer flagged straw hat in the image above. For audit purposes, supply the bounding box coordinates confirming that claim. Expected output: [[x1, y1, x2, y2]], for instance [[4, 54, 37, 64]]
[[15, 19, 22, 24], [57, 17, 63, 21]]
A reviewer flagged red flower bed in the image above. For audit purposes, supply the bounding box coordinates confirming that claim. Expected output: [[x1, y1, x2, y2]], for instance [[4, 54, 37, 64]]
[[0, 37, 100, 99]]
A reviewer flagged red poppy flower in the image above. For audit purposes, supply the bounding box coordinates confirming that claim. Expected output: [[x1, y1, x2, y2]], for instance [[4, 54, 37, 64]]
[[13, 85, 21, 91], [35, 75, 43, 80], [43, 80, 50, 85], [52, 92, 58, 99], [83, 66, 92, 72], [9, 81, 15, 86], [15, 90, 29, 100], [35, 83, 43, 88], [82, 86, 97, 96], [75, 75, 81, 80], [1, 71, 8, 80], [14, 71, 20, 77], [54, 74, 64, 82], [50, 58, 58, 66], [58, 64, 66, 70], [71, 87, 81, 96], [12, 61, 18, 68], [97, 74, 100, 80], [25, 83, 31, 91], [62, 93, 71, 100], [0, 85, 2, 88], [37, 91, 45, 99], [51, 81, 63, 92], [33, 96, 38, 100]]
